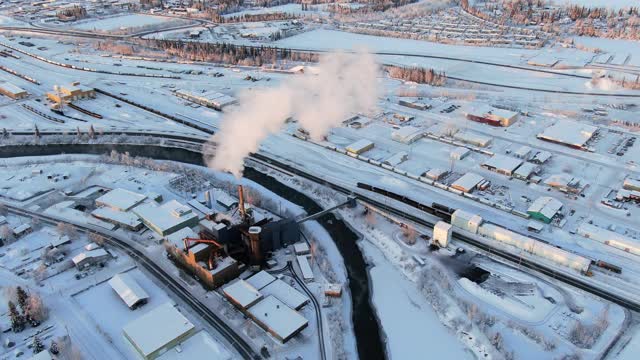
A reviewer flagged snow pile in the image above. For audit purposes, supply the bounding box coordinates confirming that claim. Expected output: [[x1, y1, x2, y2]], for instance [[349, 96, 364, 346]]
[[207, 51, 379, 176]]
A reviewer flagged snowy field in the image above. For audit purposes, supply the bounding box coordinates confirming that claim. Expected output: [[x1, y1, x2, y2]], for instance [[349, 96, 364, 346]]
[[223, 3, 329, 17], [72, 14, 173, 31]]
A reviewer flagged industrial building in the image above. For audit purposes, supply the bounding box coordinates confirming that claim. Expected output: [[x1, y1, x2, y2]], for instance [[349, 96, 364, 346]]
[[577, 223, 640, 257], [96, 188, 147, 212], [247, 296, 309, 343], [246, 270, 276, 291], [12, 223, 32, 238], [391, 126, 424, 144], [297, 255, 314, 282], [293, 242, 310, 256], [91, 207, 143, 231], [481, 154, 523, 176], [72, 248, 110, 269], [133, 200, 199, 236], [123, 303, 196, 360], [623, 178, 640, 192], [398, 99, 431, 110], [450, 173, 485, 193], [465, 105, 518, 127], [0, 82, 27, 99], [513, 145, 532, 159], [513, 162, 538, 181], [260, 279, 309, 310], [451, 210, 591, 274], [46, 82, 96, 103], [174, 89, 237, 110], [383, 151, 408, 166], [346, 139, 374, 155], [530, 150, 552, 164], [527, 196, 563, 223], [537, 121, 598, 150], [223, 279, 263, 310], [433, 221, 452, 247], [108, 272, 150, 309], [452, 132, 492, 147], [425, 168, 449, 181], [544, 174, 583, 194]]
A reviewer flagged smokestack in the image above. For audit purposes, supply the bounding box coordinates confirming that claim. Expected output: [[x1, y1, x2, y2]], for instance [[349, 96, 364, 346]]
[[205, 190, 213, 209], [237, 185, 246, 222], [248, 226, 262, 266]]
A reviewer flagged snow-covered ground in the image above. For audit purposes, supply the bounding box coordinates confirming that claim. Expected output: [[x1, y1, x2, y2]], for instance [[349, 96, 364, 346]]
[[551, 0, 639, 8], [71, 14, 176, 31]]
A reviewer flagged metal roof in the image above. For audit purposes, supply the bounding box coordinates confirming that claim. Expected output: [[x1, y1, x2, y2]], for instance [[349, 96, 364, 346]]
[[108, 272, 150, 308]]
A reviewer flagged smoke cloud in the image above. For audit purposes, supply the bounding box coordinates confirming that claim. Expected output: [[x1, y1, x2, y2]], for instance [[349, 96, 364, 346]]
[[205, 50, 379, 177]]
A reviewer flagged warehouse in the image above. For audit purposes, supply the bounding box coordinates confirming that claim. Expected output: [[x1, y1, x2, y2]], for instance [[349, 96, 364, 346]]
[[91, 207, 143, 231], [623, 178, 640, 192], [46, 83, 95, 103], [123, 303, 196, 360], [174, 89, 237, 110], [453, 132, 492, 147], [0, 82, 27, 99], [223, 279, 263, 310], [513, 162, 538, 181], [247, 296, 309, 343], [108, 272, 150, 309], [451, 209, 483, 234], [72, 248, 110, 269], [383, 151, 408, 166], [537, 121, 598, 150], [133, 200, 199, 236], [530, 151, 552, 164], [293, 242, 310, 256], [450, 147, 471, 160], [391, 126, 424, 144], [477, 223, 591, 274], [544, 174, 583, 194], [346, 139, 374, 155], [465, 105, 518, 127], [481, 154, 523, 176], [96, 188, 147, 212], [246, 270, 276, 290], [425, 168, 449, 181], [451, 173, 484, 193], [527, 196, 563, 223], [513, 146, 532, 159], [577, 223, 640, 257], [261, 279, 309, 310], [297, 255, 314, 282], [398, 99, 431, 110]]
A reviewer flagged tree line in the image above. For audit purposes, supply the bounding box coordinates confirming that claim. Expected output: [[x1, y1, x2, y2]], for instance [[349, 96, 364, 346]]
[[386, 65, 447, 86], [141, 39, 318, 66], [211, 11, 299, 23]]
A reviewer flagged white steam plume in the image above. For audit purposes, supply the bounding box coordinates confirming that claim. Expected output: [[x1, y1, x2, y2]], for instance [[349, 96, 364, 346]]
[[206, 50, 379, 177]]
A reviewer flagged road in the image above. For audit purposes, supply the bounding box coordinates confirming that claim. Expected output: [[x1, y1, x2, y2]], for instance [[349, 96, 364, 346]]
[[3, 204, 261, 360]]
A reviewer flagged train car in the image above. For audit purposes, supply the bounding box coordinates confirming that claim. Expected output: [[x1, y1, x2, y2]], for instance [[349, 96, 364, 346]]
[[595, 260, 622, 274]]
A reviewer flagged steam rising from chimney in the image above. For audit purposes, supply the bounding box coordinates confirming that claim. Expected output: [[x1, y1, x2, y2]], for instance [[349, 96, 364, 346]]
[[205, 50, 379, 177]]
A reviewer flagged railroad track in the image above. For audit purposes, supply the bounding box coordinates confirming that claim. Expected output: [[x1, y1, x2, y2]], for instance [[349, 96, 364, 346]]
[[3, 204, 261, 360]]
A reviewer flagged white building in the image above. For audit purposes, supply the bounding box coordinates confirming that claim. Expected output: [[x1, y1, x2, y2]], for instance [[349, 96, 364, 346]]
[[293, 242, 310, 256], [91, 207, 142, 231], [133, 200, 199, 236], [72, 248, 110, 269], [246, 270, 276, 291], [433, 221, 452, 247], [391, 126, 424, 144], [247, 296, 309, 343], [577, 223, 640, 257], [96, 188, 147, 212], [260, 279, 309, 310], [109, 272, 150, 309], [451, 210, 483, 234], [482, 154, 523, 176], [123, 303, 196, 360], [0, 82, 28, 99], [623, 178, 640, 192], [450, 146, 471, 160], [383, 151, 408, 166], [297, 255, 314, 282], [451, 173, 484, 193], [453, 132, 492, 147], [223, 280, 263, 310], [537, 121, 598, 150]]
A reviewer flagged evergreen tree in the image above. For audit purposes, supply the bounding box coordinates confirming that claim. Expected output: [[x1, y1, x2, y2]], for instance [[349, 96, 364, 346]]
[[34, 125, 40, 139], [16, 286, 29, 313], [8, 301, 25, 332], [50, 341, 59, 355], [32, 335, 44, 354]]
